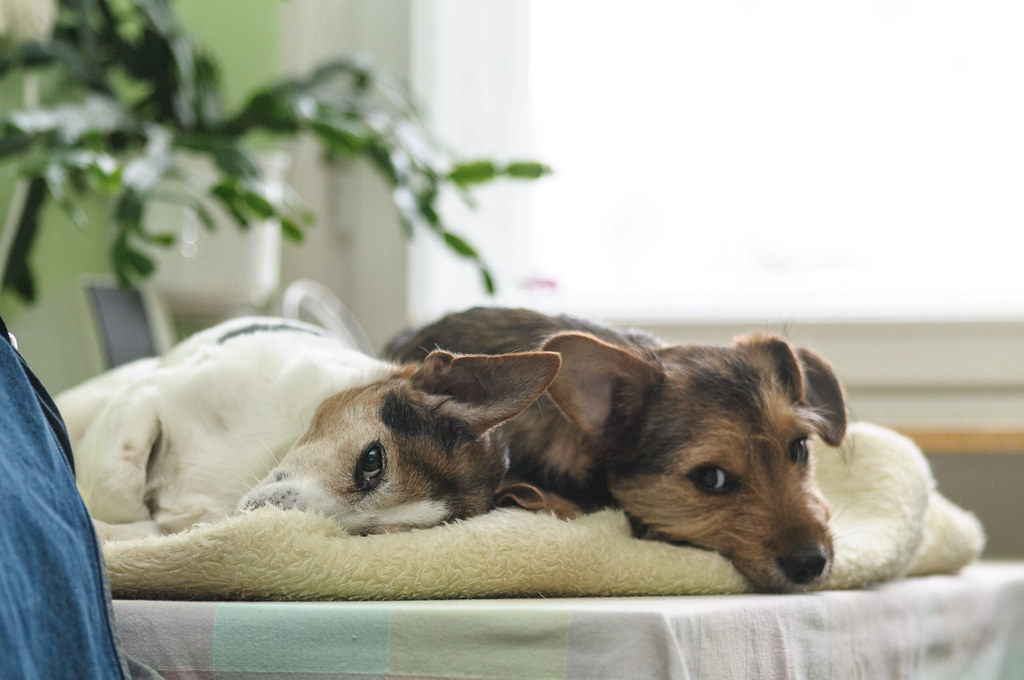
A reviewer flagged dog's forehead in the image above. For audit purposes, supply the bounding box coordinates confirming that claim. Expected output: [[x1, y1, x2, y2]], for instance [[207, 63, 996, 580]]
[[304, 385, 377, 436], [378, 385, 474, 450], [657, 345, 771, 418], [311, 383, 464, 445], [631, 345, 810, 467]]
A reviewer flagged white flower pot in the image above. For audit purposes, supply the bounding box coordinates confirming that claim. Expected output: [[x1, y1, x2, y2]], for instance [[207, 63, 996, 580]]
[[148, 153, 286, 316]]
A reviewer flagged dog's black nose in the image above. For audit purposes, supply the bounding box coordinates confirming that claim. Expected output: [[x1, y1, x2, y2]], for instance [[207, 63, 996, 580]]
[[777, 546, 828, 585]]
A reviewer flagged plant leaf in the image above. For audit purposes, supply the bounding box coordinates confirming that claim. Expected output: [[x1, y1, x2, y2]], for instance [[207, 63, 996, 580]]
[[142, 231, 176, 247], [115, 188, 144, 226], [448, 160, 496, 186], [280, 216, 304, 242], [441, 231, 478, 258], [0, 177, 48, 302], [210, 180, 251, 227], [213, 145, 260, 179], [310, 120, 366, 155], [503, 161, 552, 180], [480, 266, 496, 295], [0, 131, 33, 159], [193, 200, 216, 230], [240, 189, 274, 219], [113, 239, 156, 284]]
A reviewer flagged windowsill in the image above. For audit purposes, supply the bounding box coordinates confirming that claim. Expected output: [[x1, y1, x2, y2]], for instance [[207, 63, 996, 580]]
[[893, 427, 1024, 456]]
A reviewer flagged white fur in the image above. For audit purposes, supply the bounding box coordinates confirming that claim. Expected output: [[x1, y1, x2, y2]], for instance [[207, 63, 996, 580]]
[[366, 498, 451, 530], [60, 317, 394, 538]]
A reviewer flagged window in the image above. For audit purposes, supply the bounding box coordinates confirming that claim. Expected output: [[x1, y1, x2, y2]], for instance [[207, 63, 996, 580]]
[[412, 0, 1024, 324]]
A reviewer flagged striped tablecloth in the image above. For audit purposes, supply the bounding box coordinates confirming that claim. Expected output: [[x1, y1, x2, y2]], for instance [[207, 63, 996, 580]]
[[113, 561, 1024, 680]]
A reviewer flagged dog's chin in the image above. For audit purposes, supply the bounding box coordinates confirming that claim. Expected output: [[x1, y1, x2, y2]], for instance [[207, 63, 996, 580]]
[[626, 513, 832, 593], [740, 561, 833, 594], [332, 498, 454, 535]]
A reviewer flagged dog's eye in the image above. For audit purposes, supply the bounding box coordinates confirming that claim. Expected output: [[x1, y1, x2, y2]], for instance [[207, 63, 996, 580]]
[[356, 443, 386, 490], [788, 437, 809, 466], [689, 465, 733, 494]]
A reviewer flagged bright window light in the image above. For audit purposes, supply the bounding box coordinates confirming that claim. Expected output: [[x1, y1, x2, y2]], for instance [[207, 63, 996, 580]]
[[522, 0, 1024, 321]]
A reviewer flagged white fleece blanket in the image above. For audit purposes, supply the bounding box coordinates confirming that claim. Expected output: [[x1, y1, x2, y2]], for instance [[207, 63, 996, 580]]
[[101, 422, 984, 599]]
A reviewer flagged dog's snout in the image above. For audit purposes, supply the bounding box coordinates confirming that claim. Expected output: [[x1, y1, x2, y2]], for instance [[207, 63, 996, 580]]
[[239, 494, 265, 512], [777, 545, 828, 585], [239, 484, 299, 513]]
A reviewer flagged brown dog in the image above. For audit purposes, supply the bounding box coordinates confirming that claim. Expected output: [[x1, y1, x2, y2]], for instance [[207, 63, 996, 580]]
[[386, 307, 847, 592]]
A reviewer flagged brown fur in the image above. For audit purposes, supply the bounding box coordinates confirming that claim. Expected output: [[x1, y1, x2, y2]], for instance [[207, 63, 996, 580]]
[[386, 307, 847, 592]]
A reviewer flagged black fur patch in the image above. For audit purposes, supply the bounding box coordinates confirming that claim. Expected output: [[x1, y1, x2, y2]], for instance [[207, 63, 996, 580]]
[[379, 391, 480, 501], [687, 353, 766, 426], [380, 392, 474, 458], [218, 322, 325, 344]]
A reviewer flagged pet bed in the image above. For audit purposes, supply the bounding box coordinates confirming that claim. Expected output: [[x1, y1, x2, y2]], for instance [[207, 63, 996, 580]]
[[102, 423, 983, 599]]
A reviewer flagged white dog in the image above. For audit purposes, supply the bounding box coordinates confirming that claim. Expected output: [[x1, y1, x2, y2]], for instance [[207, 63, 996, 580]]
[[57, 317, 559, 541]]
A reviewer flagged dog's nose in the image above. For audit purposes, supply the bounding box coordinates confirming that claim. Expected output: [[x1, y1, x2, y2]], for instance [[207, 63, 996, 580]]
[[777, 545, 828, 585]]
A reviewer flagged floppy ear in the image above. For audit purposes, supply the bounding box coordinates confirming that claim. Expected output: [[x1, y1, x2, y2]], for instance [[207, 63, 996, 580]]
[[410, 350, 561, 434], [540, 332, 656, 439], [795, 347, 847, 446], [735, 334, 847, 446], [493, 478, 583, 520]]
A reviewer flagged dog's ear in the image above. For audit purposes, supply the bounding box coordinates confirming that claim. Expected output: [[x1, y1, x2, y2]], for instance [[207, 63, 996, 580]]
[[540, 332, 656, 439], [410, 349, 561, 434], [735, 334, 847, 446], [493, 478, 583, 520], [794, 347, 847, 446]]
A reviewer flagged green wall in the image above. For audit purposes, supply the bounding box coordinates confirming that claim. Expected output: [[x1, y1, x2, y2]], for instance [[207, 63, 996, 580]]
[[177, 0, 283, 112], [0, 0, 283, 322]]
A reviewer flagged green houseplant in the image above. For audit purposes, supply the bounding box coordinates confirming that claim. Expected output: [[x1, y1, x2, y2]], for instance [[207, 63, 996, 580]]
[[0, 0, 547, 302]]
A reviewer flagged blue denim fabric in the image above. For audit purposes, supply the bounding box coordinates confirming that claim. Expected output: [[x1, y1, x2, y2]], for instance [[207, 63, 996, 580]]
[[0, 320, 129, 679]]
